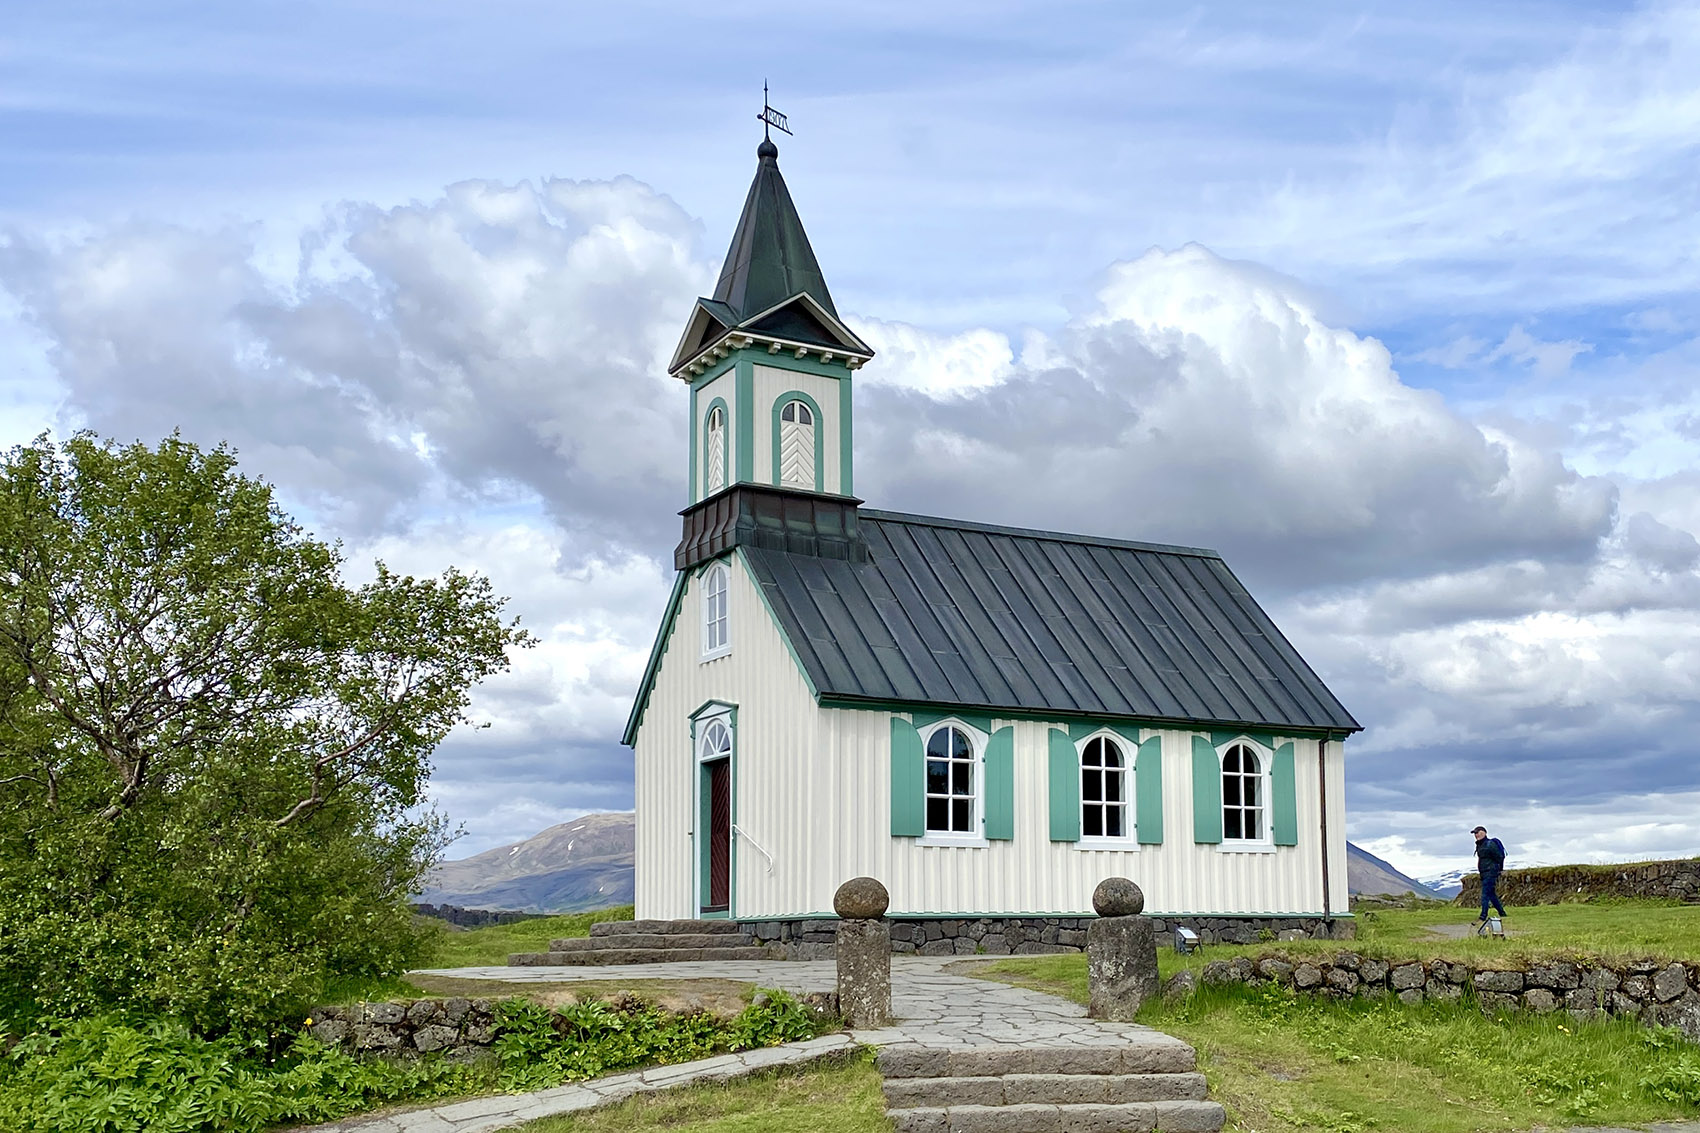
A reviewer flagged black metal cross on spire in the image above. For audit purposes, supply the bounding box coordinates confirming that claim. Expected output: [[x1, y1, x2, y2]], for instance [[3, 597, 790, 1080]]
[[758, 81, 792, 139]]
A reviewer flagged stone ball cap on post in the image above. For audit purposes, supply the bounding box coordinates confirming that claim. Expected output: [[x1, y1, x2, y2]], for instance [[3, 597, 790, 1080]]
[[833, 876, 890, 919], [1092, 877, 1145, 917]]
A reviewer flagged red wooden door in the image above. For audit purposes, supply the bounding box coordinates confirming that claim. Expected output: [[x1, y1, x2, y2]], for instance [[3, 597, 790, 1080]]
[[705, 759, 731, 912]]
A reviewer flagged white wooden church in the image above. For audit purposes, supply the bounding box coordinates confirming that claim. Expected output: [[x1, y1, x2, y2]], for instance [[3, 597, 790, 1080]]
[[623, 134, 1361, 935]]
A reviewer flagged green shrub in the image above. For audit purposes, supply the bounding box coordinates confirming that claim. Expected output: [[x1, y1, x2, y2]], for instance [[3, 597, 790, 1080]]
[[0, 1014, 489, 1133], [495, 989, 829, 1092]]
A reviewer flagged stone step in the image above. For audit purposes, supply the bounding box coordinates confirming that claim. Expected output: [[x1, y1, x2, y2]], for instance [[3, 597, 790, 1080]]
[[589, 918, 743, 937], [877, 1043, 1196, 1079], [507, 945, 773, 966], [881, 1072, 1209, 1108], [548, 933, 746, 952], [886, 1100, 1225, 1132]]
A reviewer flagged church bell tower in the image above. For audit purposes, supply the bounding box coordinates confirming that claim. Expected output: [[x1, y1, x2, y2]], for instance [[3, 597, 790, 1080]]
[[668, 134, 874, 506]]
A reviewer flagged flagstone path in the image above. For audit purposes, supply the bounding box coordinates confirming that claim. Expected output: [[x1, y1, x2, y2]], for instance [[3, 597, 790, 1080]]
[[295, 956, 1197, 1132]]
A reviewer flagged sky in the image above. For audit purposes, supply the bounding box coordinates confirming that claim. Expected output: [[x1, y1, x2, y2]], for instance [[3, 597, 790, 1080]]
[[5, 1, 1700, 883]]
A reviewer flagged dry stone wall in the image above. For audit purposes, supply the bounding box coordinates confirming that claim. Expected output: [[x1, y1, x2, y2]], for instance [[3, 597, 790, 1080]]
[[306, 997, 501, 1060], [1457, 858, 1700, 906], [1173, 950, 1700, 1042]]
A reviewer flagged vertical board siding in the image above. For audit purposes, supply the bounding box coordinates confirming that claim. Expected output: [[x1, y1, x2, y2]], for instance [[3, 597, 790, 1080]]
[[841, 721, 1329, 918], [753, 365, 842, 495], [634, 553, 1342, 919]]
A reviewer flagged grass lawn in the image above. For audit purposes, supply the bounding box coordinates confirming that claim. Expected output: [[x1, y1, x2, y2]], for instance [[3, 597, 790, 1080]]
[[320, 904, 635, 1005], [1343, 899, 1700, 966], [425, 905, 636, 969], [516, 1050, 890, 1133], [968, 951, 1700, 1133]]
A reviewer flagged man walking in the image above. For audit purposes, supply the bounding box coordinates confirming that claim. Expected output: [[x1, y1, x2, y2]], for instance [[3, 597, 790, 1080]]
[[1473, 825, 1507, 925]]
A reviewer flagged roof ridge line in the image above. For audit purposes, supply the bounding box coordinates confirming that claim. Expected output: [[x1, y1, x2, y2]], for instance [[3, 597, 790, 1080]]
[[857, 508, 1224, 560]]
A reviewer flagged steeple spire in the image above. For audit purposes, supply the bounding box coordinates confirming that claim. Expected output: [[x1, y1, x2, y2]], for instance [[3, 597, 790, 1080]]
[[666, 111, 872, 379], [711, 139, 839, 321]]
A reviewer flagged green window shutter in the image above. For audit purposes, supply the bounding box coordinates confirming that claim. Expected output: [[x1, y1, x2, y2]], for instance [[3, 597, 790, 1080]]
[[1272, 741, 1299, 846], [889, 716, 924, 837], [1047, 729, 1080, 842], [1135, 736, 1164, 845], [983, 726, 1015, 841], [1191, 735, 1223, 844]]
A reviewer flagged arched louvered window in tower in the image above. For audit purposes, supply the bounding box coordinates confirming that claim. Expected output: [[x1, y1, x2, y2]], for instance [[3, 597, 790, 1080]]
[[705, 405, 727, 495], [778, 399, 815, 489]]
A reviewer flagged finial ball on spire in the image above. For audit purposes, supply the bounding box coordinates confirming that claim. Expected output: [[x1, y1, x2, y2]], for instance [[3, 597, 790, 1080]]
[[757, 137, 779, 160]]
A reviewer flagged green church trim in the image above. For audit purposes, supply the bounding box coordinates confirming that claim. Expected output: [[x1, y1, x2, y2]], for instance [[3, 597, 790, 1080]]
[[839, 372, 854, 495], [770, 389, 826, 492], [1135, 736, 1164, 845], [889, 716, 925, 837], [983, 726, 1015, 840], [688, 384, 699, 502], [1047, 728, 1081, 842], [1191, 735, 1223, 844], [734, 358, 754, 484]]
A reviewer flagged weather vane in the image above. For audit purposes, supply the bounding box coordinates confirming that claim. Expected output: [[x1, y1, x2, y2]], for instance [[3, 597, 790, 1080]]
[[758, 81, 792, 139]]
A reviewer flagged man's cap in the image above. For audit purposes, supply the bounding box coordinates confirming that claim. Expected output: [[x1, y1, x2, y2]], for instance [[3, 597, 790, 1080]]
[[1471, 826, 1487, 834]]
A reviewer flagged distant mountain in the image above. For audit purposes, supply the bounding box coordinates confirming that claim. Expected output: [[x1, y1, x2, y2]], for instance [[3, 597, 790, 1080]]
[[1347, 841, 1442, 899], [418, 812, 635, 913], [1422, 870, 1467, 900]]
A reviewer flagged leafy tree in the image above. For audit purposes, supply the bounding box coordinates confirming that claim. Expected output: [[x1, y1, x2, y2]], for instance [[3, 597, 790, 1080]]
[[0, 433, 529, 1033]]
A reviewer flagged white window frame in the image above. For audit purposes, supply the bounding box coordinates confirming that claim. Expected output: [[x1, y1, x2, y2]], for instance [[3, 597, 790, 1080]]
[[700, 562, 731, 662], [777, 399, 817, 490], [1076, 730, 1138, 850], [917, 719, 989, 848], [704, 405, 727, 495], [1217, 738, 1275, 853]]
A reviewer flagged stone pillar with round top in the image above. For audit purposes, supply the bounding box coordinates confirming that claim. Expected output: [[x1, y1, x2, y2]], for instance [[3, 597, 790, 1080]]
[[1087, 877, 1160, 1021], [833, 877, 891, 1028]]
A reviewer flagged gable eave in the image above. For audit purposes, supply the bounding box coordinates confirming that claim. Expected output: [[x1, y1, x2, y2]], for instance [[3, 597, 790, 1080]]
[[739, 291, 874, 355], [667, 300, 736, 376], [621, 569, 690, 747]]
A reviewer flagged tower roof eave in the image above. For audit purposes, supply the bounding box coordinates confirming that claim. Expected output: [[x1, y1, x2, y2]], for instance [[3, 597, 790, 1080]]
[[668, 291, 874, 378]]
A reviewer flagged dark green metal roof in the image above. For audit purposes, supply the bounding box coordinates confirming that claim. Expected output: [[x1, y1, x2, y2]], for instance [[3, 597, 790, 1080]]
[[712, 139, 838, 322], [740, 510, 1363, 736]]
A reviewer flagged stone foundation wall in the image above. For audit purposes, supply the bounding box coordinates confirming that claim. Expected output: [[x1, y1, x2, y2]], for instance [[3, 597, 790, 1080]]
[[306, 997, 502, 1060], [740, 914, 1350, 959], [1176, 950, 1700, 1042], [1457, 858, 1700, 907]]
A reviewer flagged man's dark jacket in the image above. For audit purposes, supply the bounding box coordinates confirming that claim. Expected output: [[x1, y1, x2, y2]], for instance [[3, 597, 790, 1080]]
[[1476, 837, 1506, 879]]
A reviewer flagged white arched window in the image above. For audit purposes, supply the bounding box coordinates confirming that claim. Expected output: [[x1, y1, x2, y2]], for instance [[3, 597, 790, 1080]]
[[923, 725, 977, 835], [701, 563, 730, 661], [700, 716, 732, 762], [777, 399, 815, 489], [1221, 742, 1266, 842], [1080, 735, 1129, 841], [705, 405, 726, 495]]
